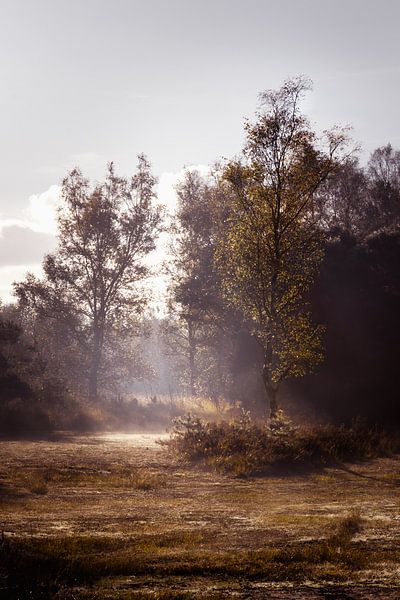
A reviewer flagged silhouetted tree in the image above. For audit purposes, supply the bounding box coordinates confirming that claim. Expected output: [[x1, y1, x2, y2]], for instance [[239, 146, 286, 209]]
[[315, 158, 367, 237], [165, 169, 239, 401], [0, 304, 70, 434], [365, 144, 400, 233]]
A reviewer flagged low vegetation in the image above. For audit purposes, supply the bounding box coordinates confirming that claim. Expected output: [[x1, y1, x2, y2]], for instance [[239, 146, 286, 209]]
[[1, 434, 400, 598], [165, 411, 399, 476], [4, 464, 167, 498], [0, 511, 396, 599]]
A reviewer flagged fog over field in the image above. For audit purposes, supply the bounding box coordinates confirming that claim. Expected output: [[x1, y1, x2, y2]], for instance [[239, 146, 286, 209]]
[[1, 1, 400, 599]]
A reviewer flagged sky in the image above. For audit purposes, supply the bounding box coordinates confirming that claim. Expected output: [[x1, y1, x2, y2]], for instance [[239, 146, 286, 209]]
[[1, 0, 399, 302]]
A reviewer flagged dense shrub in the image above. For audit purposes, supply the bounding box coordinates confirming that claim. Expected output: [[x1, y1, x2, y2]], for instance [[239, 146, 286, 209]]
[[165, 411, 398, 476], [0, 312, 73, 437], [0, 399, 52, 436], [292, 231, 400, 426]]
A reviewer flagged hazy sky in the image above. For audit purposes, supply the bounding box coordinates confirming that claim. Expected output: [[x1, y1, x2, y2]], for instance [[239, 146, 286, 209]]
[[1, 0, 399, 301]]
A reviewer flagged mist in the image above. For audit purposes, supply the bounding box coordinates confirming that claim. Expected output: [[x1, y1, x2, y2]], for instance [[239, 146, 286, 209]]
[[1, 3, 400, 599]]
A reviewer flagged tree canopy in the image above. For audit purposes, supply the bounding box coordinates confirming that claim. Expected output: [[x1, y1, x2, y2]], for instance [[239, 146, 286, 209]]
[[214, 77, 350, 416], [15, 155, 162, 401]]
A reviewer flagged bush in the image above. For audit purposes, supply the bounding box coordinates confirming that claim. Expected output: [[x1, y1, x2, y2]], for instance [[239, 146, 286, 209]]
[[0, 399, 52, 437], [329, 511, 363, 547], [164, 411, 399, 476]]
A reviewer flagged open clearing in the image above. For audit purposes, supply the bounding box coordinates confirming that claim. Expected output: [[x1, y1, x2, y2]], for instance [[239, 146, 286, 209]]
[[0, 433, 399, 599]]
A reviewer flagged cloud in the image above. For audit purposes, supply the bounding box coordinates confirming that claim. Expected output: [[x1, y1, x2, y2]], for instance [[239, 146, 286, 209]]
[[0, 225, 56, 267], [157, 164, 211, 215], [153, 163, 211, 265], [0, 264, 44, 304], [0, 184, 61, 236], [0, 184, 61, 302], [24, 184, 61, 234]]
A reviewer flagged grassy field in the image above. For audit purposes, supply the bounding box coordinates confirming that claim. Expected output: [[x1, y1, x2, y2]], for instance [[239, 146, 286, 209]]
[[0, 433, 399, 599]]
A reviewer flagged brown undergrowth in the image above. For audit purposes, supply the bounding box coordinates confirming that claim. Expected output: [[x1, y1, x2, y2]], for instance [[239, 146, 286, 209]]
[[164, 411, 399, 476]]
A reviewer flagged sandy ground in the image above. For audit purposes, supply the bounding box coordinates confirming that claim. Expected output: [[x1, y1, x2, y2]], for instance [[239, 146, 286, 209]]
[[0, 433, 399, 598]]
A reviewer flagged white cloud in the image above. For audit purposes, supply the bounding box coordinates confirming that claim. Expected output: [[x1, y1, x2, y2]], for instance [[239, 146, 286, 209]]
[[157, 164, 211, 216], [157, 171, 181, 214], [24, 184, 61, 234], [0, 264, 44, 304], [153, 163, 211, 265], [0, 184, 61, 236], [0, 184, 60, 303]]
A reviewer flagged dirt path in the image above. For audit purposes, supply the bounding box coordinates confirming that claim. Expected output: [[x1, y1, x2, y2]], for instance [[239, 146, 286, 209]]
[[1, 433, 399, 598]]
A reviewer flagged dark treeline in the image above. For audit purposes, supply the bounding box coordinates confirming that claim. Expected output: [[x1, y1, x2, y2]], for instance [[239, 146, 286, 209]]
[[164, 147, 400, 426], [1, 77, 399, 434]]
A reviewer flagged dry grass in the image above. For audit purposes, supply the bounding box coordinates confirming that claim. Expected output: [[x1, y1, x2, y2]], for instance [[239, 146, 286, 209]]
[[1, 521, 398, 594], [10, 469, 49, 495], [1, 433, 399, 598]]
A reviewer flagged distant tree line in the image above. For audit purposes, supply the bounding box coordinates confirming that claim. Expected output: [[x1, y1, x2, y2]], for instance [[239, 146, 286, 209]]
[[164, 80, 400, 424], [0, 156, 162, 433], [1, 77, 399, 433]]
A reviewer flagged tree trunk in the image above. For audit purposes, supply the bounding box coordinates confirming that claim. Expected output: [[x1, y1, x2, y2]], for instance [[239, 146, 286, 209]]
[[262, 360, 279, 419], [187, 320, 196, 397], [88, 357, 99, 402], [267, 385, 278, 419], [89, 323, 103, 402]]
